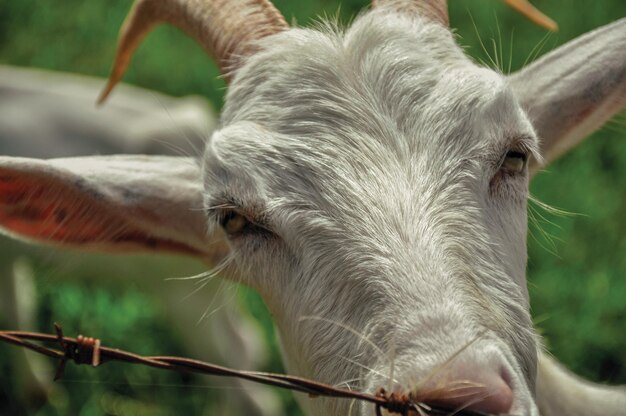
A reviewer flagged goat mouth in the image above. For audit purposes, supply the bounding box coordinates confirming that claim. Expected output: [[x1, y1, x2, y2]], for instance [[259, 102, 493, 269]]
[[406, 407, 494, 416], [362, 340, 530, 416], [374, 387, 499, 416]]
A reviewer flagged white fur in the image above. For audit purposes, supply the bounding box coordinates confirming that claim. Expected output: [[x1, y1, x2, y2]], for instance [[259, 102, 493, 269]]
[[199, 9, 626, 415], [1, 6, 625, 416], [205, 10, 540, 414]]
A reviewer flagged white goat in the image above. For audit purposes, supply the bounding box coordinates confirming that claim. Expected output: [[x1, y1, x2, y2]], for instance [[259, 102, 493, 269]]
[[1, 1, 625, 415], [0, 65, 281, 416]]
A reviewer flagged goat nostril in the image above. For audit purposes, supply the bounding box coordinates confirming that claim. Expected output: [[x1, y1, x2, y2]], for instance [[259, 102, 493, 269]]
[[418, 367, 514, 414]]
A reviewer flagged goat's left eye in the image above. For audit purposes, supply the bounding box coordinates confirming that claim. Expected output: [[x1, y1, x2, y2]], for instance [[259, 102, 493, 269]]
[[219, 210, 250, 236], [501, 150, 527, 174]]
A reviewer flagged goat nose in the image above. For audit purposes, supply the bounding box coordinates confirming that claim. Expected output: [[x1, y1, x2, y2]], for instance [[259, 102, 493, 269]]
[[418, 363, 513, 414]]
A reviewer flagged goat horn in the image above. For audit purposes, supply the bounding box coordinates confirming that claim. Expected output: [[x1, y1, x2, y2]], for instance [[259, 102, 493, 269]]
[[98, 0, 288, 104], [504, 0, 557, 32], [372, 0, 558, 32]]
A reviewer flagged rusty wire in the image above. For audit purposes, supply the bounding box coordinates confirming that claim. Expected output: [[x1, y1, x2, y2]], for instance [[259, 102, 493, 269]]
[[0, 323, 488, 416]]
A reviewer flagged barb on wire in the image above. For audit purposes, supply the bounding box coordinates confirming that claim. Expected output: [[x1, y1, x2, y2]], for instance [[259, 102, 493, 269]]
[[0, 323, 489, 416]]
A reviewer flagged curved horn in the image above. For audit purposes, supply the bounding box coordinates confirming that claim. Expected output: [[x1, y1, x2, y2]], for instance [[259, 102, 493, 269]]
[[504, 0, 557, 32], [372, 0, 557, 32], [372, 0, 449, 26], [99, 0, 288, 104]]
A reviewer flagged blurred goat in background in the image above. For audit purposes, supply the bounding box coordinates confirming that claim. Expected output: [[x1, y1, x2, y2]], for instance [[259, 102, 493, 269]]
[[0, 65, 283, 416]]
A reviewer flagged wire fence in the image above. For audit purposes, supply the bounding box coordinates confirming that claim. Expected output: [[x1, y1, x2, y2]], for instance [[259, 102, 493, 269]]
[[0, 323, 489, 416]]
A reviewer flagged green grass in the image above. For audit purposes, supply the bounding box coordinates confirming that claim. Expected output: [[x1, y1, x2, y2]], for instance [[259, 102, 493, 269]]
[[0, 0, 625, 414]]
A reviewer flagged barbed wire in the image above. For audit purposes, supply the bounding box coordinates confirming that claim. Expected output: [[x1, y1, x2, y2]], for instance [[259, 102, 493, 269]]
[[0, 323, 488, 416]]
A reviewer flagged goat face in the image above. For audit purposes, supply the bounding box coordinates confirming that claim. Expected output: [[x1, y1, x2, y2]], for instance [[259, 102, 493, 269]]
[[2, 1, 624, 415], [204, 10, 538, 415]]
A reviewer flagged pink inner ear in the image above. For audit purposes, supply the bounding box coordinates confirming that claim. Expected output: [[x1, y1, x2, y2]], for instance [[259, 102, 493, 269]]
[[0, 173, 202, 256]]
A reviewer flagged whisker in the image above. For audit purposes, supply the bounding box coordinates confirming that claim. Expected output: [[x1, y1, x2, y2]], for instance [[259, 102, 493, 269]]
[[178, 256, 234, 301], [348, 398, 357, 416], [433, 384, 486, 401], [442, 380, 485, 389], [527, 193, 583, 258], [411, 330, 487, 394], [414, 403, 430, 416], [299, 316, 388, 362], [190, 268, 224, 288], [527, 203, 560, 256], [523, 31, 553, 67], [182, 270, 219, 296], [333, 377, 362, 389], [205, 203, 240, 211], [507, 27, 515, 74], [196, 279, 233, 325], [529, 194, 581, 218], [387, 334, 397, 393], [490, 37, 501, 72], [165, 270, 216, 281], [414, 380, 486, 404], [467, 11, 498, 70], [337, 355, 399, 385], [494, 12, 504, 73], [152, 94, 206, 158], [446, 391, 495, 416]]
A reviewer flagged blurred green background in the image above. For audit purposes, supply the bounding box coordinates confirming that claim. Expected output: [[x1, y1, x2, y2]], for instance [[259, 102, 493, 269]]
[[0, 0, 625, 415]]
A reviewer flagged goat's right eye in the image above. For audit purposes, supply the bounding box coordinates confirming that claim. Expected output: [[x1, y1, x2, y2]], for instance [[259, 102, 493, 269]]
[[501, 150, 528, 174], [219, 211, 249, 236]]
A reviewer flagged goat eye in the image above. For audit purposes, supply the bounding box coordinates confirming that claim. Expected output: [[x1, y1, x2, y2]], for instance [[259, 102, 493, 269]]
[[219, 211, 249, 236], [501, 150, 527, 174]]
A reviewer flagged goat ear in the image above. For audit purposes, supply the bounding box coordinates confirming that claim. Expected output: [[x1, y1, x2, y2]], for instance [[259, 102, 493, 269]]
[[510, 18, 626, 175], [0, 155, 228, 263]]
